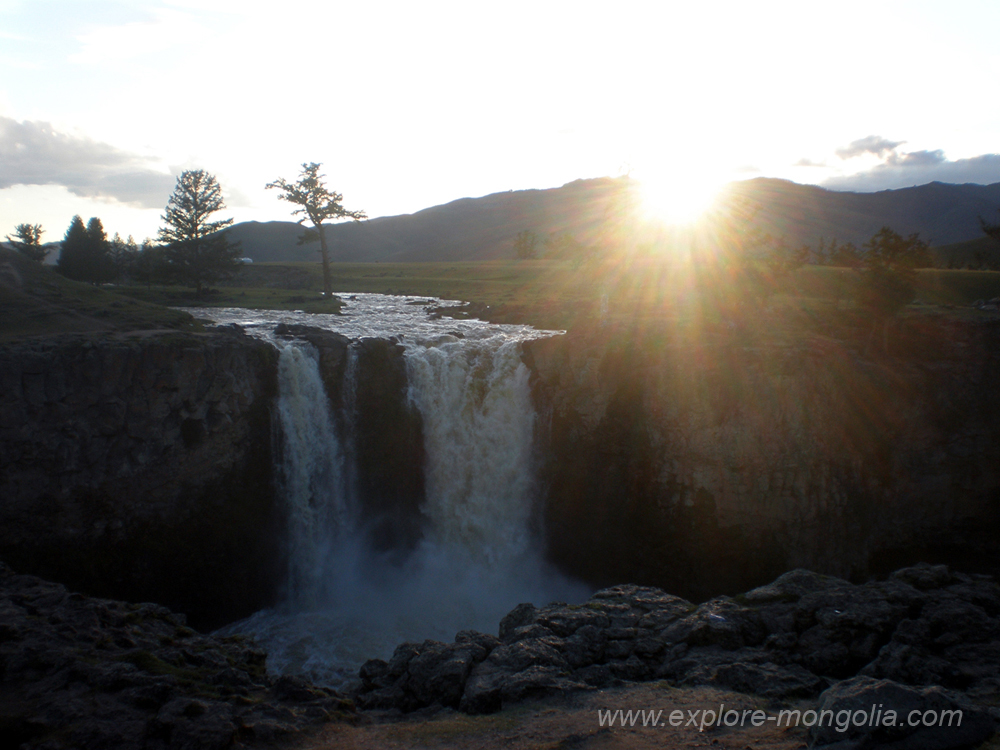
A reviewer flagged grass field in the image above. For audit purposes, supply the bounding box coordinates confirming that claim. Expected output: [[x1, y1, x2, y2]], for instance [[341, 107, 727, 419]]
[[0, 248, 196, 339], [5, 248, 1000, 339]]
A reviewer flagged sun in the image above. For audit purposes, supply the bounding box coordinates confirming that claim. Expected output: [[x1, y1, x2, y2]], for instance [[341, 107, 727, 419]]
[[635, 172, 725, 226]]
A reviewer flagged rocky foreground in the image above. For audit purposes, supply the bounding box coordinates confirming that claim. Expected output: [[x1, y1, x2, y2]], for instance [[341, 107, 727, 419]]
[[0, 562, 354, 749], [3, 562, 1000, 750], [353, 562, 1000, 749]]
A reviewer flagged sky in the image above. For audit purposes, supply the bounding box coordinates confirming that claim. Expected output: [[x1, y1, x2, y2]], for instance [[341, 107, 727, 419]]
[[2, 0, 1000, 242]]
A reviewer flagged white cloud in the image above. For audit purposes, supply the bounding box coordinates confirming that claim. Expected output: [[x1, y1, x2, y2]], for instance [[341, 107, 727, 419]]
[[802, 135, 1000, 191], [0, 116, 175, 207], [835, 135, 905, 160], [824, 152, 1000, 191]]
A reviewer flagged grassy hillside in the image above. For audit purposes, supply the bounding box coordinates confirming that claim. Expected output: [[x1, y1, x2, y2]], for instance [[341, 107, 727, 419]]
[[726, 178, 1000, 248], [0, 248, 195, 339], [226, 177, 626, 264], [223, 177, 1000, 265]]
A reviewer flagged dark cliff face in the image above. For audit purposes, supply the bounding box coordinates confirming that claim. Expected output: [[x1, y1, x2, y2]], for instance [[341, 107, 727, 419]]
[[524, 318, 1000, 600], [0, 324, 430, 629], [0, 329, 281, 629], [350, 337, 426, 553]]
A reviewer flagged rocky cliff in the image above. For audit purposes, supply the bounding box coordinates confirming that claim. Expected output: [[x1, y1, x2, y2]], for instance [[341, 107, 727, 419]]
[[354, 561, 1000, 748], [524, 316, 1000, 600], [0, 328, 280, 629], [0, 562, 355, 750]]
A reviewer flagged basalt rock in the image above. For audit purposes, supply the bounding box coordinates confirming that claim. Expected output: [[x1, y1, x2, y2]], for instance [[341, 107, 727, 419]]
[[810, 676, 995, 750], [356, 631, 498, 711], [0, 330, 281, 629], [349, 336, 426, 552], [523, 320, 1000, 600], [350, 563, 1000, 720], [0, 562, 355, 750]]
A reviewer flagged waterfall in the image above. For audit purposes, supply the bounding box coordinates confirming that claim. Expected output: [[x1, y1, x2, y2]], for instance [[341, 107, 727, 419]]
[[275, 343, 347, 605], [404, 335, 538, 565], [221, 307, 586, 687]]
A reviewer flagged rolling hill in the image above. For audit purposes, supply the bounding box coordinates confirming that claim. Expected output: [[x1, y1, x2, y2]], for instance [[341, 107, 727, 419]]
[[722, 178, 1000, 248], [227, 177, 627, 263], [228, 176, 1000, 264]]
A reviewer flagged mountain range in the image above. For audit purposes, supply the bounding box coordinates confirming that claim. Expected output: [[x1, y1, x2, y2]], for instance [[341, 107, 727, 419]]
[[228, 177, 1000, 264]]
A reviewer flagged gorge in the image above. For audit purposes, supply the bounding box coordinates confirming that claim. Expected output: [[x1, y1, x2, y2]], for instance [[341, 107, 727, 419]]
[[1, 295, 998, 691]]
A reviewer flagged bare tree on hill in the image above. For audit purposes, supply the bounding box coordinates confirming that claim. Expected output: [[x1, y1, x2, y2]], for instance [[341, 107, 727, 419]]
[[266, 163, 367, 298]]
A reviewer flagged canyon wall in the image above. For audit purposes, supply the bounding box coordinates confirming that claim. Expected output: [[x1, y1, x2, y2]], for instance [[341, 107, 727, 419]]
[[3, 313, 999, 628], [525, 317, 1000, 600], [0, 329, 280, 628]]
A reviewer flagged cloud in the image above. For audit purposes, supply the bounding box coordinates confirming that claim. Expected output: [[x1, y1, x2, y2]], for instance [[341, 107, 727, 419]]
[[835, 135, 904, 160], [823, 152, 1000, 191], [0, 117, 175, 207], [793, 158, 827, 168], [885, 148, 946, 167]]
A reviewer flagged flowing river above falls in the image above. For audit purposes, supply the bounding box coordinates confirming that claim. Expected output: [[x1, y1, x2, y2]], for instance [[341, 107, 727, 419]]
[[179, 295, 590, 687]]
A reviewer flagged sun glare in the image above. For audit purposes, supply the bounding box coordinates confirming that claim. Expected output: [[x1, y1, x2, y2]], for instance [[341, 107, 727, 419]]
[[636, 174, 724, 226]]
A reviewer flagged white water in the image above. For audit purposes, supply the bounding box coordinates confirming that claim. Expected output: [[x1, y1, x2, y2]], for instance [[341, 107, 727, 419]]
[[405, 335, 538, 565], [205, 295, 588, 687], [275, 344, 348, 606]]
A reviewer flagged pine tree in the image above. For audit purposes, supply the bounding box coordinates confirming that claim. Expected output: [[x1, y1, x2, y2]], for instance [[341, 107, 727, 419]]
[[5, 223, 47, 262], [85, 217, 114, 283], [856, 226, 931, 353], [57, 216, 89, 281], [57, 216, 114, 283], [109, 233, 140, 282], [157, 170, 240, 297]]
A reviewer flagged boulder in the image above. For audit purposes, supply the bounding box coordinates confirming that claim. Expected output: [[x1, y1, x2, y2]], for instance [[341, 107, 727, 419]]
[[355, 632, 499, 712], [0, 562, 355, 749], [810, 676, 995, 750], [660, 646, 826, 699]]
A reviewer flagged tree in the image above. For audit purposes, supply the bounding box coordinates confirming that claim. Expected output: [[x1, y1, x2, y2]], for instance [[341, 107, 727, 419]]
[[699, 197, 805, 313], [85, 217, 115, 283], [980, 210, 1000, 246], [109, 232, 140, 282], [827, 239, 862, 268], [6, 223, 46, 262], [157, 170, 241, 297], [132, 239, 169, 289], [514, 230, 538, 260], [979, 210, 1000, 269], [57, 215, 88, 278], [856, 226, 930, 353], [266, 163, 366, 298], [57, 215, 114, 283]]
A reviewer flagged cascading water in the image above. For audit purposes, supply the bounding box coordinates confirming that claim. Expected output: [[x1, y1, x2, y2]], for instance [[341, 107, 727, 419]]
[[274, 343, 348, 606], [200, 295, 588, 686], [404, 335, 538, 564]]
